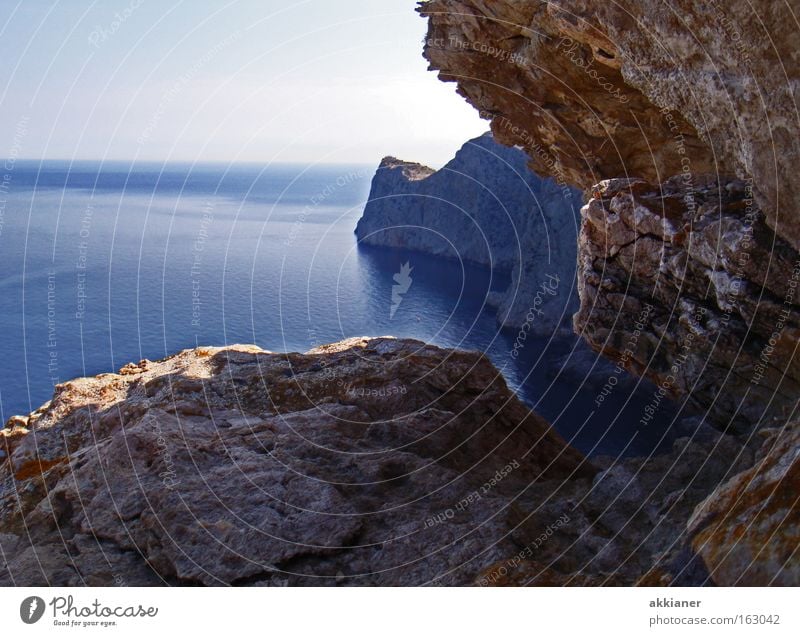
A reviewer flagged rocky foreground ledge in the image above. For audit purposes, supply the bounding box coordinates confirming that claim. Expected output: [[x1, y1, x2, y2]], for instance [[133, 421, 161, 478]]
[[1, 337, 796, 585], [0, 338, 587, 585]]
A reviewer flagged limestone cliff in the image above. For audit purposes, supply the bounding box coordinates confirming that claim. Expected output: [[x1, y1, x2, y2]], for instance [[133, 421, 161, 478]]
[[419, 0, 800, 429], [0, 0, 796, 589], [419, 0, 800, 249], [418, 0, 799, 584], [355, 133, 581, 332], [577, 176, 800, 429]]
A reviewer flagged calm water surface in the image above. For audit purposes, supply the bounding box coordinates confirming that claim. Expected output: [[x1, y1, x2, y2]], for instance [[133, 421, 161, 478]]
[[0, 161, 683, 456]]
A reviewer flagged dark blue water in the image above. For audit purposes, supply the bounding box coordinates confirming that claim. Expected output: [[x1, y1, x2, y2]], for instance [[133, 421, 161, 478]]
[[0, 161, 682, 457]]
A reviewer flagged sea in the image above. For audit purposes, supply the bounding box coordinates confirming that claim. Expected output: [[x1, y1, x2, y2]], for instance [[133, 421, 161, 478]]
[[0, 161, 684, 457]]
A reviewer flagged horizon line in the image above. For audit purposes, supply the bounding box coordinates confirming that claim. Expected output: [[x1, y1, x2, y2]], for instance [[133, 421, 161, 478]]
[[7, 157, 381, 167]]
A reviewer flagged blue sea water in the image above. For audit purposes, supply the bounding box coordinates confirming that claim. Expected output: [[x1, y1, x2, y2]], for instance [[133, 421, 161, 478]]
[[0, 161, 682, 457]]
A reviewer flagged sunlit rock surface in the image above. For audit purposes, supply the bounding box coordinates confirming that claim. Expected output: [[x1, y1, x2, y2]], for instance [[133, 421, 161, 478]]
[[0, 337, 590, 585]]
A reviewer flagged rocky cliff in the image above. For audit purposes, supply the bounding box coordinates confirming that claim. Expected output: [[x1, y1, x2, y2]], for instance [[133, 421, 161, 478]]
[[577, 176, 800, 430], [419, 0, 800, 429], [4, 337, 791, 586], [418, 0, 799, 583], [0, 338, 591, 585], [419, 0, 800, 248], [355, 133, 581, 332]]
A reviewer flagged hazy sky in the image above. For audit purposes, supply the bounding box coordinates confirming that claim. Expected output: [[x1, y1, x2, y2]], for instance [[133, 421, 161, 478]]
[[0, 0, 488, 166]]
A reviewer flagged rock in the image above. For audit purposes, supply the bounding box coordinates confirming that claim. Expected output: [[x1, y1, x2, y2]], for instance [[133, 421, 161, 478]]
[[409, 0, 799, 586], [4, 415, 28, 430], [575, 177, 800, 428], [355, 133, 582, 332], [418, 2, 800, 428], [0, 337, 591, 586], [419, 0, 800, 251], [475, 426, 758, 585], [119, 359, 150, 375], [688, 421, 800, 585]]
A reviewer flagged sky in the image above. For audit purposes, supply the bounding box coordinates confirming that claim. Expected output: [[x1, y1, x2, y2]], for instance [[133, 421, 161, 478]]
[[0, 0, 488, 167]]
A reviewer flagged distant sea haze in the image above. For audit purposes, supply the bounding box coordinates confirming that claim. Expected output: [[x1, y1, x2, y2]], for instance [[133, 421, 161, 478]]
[[0, 161, 679, 456]]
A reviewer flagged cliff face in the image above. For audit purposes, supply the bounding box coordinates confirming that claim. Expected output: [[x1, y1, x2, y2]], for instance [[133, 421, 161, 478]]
[[356, 133, 581, 332], [419, 0, 800, 249], [578, 177, 800, 428], [1, 1, 795, 589], [419, 0, 800, 429], [0, 338, 590, 585], [418, 0, 799, 584]]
